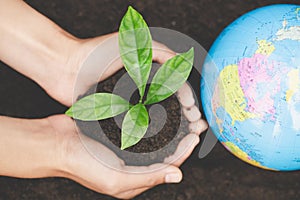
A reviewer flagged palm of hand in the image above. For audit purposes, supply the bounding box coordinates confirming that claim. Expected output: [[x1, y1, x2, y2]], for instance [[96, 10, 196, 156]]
[[48, 111, 206, 199]]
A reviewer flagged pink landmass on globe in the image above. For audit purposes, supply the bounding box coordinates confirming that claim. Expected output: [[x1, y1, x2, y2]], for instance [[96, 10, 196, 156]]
[[238, 53, 281, 120]]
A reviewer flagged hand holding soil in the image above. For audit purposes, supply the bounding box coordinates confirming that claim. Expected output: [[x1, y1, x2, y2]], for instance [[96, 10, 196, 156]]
[[0, 0, 208, 199]]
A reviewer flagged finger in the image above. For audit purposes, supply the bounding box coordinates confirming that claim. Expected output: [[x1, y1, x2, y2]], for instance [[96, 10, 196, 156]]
[[164, 133, 200, 167], [152, 41, 176, 64], [177, 82, 195, 108], [189, 119, 208, 136], [183, 105, 202, 122], [120, 163, 183, 190]]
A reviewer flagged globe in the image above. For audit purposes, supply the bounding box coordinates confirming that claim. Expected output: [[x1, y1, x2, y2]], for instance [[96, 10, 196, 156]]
[[201, 4, 300, 171]]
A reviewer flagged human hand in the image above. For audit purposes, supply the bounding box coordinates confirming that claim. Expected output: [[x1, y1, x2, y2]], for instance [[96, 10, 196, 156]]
[[45, 30, 208, 199], [0, 0, 200, 109], [47, 113, 207, 199], [46, 32, 178, 106], [0, 2, 208, 198], [46, 33, 208, 199], [0, 112, 205, 199], [0, 0, 199, 108]]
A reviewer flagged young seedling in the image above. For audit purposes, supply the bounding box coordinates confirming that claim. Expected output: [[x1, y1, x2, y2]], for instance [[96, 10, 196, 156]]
[[65, 6, 194, 150]]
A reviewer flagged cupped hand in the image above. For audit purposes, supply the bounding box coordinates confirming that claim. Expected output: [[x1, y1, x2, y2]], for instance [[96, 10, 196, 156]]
[[46, 32, 209, 199], [50, 32, 176, 106], [47, 113, 207, 199]]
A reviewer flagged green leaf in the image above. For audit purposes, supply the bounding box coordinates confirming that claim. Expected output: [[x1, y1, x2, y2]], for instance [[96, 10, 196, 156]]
[[119, 6, 152, 101], [145, 48, 194, 105], [65, 93, 131, 121], [121, 103, 149, 150]]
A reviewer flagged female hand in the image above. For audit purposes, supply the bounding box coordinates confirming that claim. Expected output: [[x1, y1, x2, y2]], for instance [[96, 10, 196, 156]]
[[0, 112, 207, 199], [44, 32, 178, 106], [0, 1, 209, 199], [47, 114, 207, 199]]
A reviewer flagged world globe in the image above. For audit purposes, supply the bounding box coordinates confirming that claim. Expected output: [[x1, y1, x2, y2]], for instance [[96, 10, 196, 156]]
[[201, 4, 300, 171]]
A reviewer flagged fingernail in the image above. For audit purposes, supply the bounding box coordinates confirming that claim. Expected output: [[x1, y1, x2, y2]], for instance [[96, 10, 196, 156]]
[[165, 173, 182, 183]]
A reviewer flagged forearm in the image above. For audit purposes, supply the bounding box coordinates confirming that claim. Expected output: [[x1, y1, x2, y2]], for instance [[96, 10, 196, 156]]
[[0, 116, 60, 178], [0, 0, 79, 90]]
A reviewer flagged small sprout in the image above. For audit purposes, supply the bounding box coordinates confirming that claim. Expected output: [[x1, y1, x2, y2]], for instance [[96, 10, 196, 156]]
[[65, 6, 194, 149]]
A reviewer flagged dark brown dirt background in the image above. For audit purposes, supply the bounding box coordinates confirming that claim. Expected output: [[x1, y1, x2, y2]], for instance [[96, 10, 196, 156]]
[[1, 0, 300, 199]]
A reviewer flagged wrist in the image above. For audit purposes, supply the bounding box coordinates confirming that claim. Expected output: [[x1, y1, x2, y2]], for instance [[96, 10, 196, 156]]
[[0, 0, 82, 106], [37, 34, 83, 105], [0, 116, 63, 178], [45, 115, 81, 178]]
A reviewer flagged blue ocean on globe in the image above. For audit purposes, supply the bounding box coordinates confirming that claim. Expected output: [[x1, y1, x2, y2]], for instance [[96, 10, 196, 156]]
[[201, 4, 300, 171]]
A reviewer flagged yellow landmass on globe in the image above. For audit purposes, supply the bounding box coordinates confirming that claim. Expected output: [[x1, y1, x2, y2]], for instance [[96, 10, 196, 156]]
[[213, 64, 256, 127], [255, 40, 275, 55], [222, 141, 274, 170], [296, 7, 300, 17], [286, 69, 300, 102], [213, 40, 274, 130]]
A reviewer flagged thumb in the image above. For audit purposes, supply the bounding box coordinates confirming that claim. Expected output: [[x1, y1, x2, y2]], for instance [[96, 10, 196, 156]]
[[122, 163, 183, 189], [163, 165, 183, 184], [115, 165, 182, 199]]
